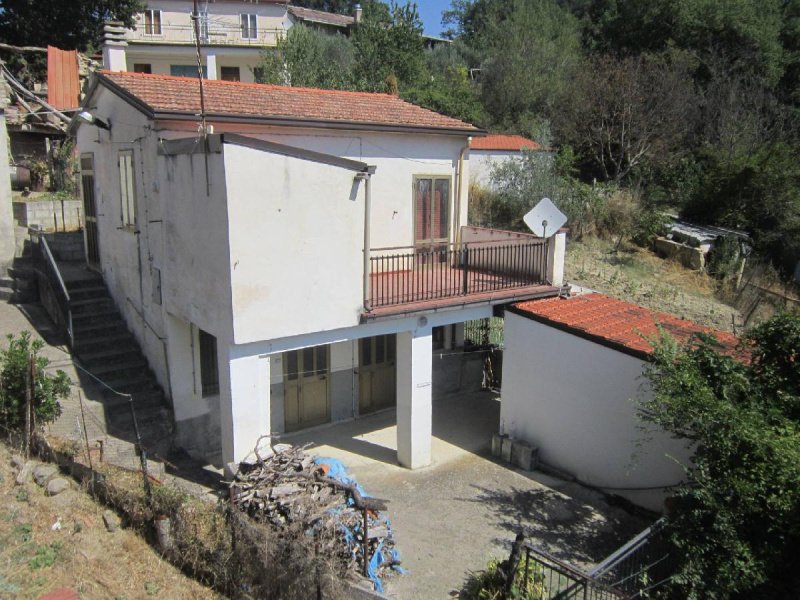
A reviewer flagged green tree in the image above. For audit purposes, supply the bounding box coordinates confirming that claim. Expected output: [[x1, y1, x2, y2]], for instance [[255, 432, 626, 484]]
[[0, 332, 70, 431], [256, 25, 356, 90], [351, 1, 425, 91], [0, 0, 143, 51], [639, 313, 800, 598]]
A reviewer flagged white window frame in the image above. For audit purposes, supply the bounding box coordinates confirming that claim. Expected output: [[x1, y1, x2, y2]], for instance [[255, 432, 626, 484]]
[[240, 13, 258, 40], [143, 9, 162, 36], [118, 150, 136, 229]]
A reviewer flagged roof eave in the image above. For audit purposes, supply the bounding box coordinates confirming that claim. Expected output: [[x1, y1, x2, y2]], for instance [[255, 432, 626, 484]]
[[153, 110, 485, 137]]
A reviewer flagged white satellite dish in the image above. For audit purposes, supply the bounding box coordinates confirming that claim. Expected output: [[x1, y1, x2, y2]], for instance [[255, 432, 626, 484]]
[[524, 197, 567, 238]]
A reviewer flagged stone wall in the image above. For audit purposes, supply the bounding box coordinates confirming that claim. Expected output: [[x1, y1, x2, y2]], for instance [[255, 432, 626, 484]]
[[13, 198, 83, 232], [654, 236, 705, 271]]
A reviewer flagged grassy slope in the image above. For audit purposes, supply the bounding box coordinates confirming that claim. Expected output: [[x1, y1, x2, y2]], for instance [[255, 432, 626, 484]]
[[564, 237, 741, 333]]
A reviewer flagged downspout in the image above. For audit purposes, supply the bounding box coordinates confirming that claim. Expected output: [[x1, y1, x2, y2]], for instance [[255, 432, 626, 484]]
[[453, 137, 471, 246], [359, 167, 376, 310]]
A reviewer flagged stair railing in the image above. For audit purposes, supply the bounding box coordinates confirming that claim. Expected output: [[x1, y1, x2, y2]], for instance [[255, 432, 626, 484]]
[[29, 227, 73, 348]]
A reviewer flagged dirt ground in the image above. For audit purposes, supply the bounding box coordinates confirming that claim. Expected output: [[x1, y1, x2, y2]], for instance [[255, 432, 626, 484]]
[[0, 442, 219, 600], [565, 237, 741, 332]]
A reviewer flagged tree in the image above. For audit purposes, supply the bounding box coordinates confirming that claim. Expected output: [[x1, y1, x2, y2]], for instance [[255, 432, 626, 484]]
[[0, 0, 143, 51], [0, 332, 70, 431], [557, 53, 697, 181], [351, 1, 425, 91], [639, 313, 800, 598], [256, 25, 356, 90]]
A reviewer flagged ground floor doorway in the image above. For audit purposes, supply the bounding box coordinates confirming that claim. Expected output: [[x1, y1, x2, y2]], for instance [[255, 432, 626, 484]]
[[359, 334, 396, 414], [284, 345, 330, 432]]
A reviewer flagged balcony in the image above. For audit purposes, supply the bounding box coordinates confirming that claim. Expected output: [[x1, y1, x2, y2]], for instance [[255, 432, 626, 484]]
[[126, 24, 285, 47], [363, 226, 562, 319]]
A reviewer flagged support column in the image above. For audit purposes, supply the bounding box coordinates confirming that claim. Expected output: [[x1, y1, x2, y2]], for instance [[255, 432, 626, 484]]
[[206, 53, 218, 80], [396, 326, 433, 469], [219, 346, 271, 470], [102, 42, 127, 72], [547, 230, 566, 286]]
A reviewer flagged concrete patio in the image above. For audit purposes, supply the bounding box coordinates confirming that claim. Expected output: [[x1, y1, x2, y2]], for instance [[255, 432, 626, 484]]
[[283, 388, 652, 599]]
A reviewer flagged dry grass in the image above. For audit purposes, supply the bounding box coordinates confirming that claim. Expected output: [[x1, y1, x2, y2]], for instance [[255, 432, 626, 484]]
[[566, 237, 741, 332], [0, 442, 220, 600]]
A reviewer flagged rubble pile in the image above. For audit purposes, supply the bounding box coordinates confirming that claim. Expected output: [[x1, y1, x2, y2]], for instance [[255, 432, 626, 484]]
[[229, 443, 403, 591]]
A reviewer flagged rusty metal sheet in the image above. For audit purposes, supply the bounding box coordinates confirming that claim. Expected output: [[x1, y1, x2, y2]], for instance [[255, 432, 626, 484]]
[[47, 46, 80, 109]]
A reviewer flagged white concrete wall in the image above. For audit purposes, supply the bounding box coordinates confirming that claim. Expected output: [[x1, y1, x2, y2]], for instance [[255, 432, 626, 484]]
[[469, 150, 520, 189], [0, 112, 15, 268], [500, 312, 692, 512], [125, 46, 263, 82]]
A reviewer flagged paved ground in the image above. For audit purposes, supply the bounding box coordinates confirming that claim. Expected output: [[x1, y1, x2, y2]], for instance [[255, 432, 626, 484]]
[[284, 391, 652, 600]]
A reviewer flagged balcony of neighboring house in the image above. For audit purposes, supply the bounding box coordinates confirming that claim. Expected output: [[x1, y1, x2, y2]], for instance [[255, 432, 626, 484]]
[[363, 226, 565, 320], [124, 10, 285, 48]]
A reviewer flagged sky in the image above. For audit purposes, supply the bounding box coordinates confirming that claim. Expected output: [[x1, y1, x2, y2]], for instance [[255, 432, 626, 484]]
[[416, 0, 452, 37]]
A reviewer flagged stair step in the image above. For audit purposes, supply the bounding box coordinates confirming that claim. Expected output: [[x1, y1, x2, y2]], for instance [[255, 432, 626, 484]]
[[100, 374, 159, 394], [65, 277, 105, 291], [68, 285, 108, 301], [73, 331, 134, 351], [79, 345, 141, 364], [104, 389, 165, 412], [72, 318, 126, 335], [82, 357, 148, 377], [72, 307, 119, 321], [71, 298, 115, 314]]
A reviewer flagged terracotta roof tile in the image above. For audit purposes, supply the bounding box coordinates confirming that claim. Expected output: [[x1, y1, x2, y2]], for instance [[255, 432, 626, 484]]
[[512, 293, 742, 360], [471, 134, 542, 151], [288, 6, 354, 27], [99, 71, 480, 132]]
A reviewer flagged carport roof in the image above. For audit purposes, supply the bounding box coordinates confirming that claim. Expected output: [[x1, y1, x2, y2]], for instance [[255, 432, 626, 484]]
[[509, 293, 742, 361]]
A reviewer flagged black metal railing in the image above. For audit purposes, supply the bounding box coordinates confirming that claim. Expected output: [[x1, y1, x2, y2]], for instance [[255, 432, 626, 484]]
[[520, 544, 628, 600], [368, 237, 549, 308], [30, 228, 73, 348], [589, 519, 676, 598]]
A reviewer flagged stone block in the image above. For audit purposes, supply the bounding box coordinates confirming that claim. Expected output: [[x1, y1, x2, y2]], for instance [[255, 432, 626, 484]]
[[46, 478, 70, 496], [33, 464, 58, 486], [103, 509, 120, 532], [511, 441, 539, 471], [491, 433, 506, 458], [500, 437, 514, 463], [15, 461, 34, 485]]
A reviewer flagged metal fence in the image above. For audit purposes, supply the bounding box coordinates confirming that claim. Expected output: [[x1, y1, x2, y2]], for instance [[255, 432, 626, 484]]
[[369, 238, 549, 308]]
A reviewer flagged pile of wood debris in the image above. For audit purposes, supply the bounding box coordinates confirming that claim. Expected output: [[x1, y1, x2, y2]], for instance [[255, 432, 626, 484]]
[[229, 443, 402, 590]]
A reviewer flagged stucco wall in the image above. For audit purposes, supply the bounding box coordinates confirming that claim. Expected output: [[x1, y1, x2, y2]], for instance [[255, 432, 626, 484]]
[[500, 311, 692, 511]]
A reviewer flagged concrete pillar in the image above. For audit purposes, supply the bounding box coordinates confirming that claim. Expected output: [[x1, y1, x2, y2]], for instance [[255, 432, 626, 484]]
[[219, 347, 272, 467], [396, 326, 433, 469], [205, 53, 218, 80], [547, 230, 566, 286], [0, 111, 15, 270], [102, 42, 128, 72]]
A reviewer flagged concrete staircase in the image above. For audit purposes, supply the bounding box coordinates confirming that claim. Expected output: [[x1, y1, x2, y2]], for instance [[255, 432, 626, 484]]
[[1, 256, 38, 304], [66, 273, 174, 470]]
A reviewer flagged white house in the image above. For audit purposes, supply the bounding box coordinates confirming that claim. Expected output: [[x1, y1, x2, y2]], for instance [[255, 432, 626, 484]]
[[102, 0, 362, 83], [500, 292, 740, 511], [469, 134, 549, 189], [72, 71, 567, 470]]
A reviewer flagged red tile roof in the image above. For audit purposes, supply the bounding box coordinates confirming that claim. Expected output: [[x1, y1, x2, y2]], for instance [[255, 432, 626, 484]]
[[471, 134, 542, 151], [98, 71, 480, 133], [511, 293, 741, 360], [288, 6, 355, 28]]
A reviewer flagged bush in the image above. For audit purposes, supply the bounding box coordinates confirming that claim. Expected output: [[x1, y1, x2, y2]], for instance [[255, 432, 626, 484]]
[[0, 332, 70, 430], [463, 556, 544, 600]]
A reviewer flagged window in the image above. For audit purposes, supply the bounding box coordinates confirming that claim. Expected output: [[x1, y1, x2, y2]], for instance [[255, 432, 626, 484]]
[[118, 150, 136, 228], [241, 13, 258, 39], [252, 66, 265, 82], [143, 9, 161, 35], [133, 63, 152, 74], [170, 64, 207, 78], [414, 176, 451, 247], [199, 329, 219, 397], [220, 66, 241, 82]]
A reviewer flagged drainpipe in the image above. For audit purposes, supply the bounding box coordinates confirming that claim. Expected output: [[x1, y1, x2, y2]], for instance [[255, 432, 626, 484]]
[[359, 167, 376, 310], [453, 137, 471, 246]]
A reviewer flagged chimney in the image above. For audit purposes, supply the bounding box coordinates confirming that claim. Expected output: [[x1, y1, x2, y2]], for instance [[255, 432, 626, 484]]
[[353, 4, 362, 24]]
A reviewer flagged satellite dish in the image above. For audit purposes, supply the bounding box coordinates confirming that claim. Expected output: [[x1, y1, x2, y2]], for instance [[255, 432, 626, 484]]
[[524, 197, 567, 238]]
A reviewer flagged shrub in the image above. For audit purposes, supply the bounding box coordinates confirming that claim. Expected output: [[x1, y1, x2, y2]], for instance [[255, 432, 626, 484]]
[[0, 332, 70, 430], [464, 556, 544, 600]]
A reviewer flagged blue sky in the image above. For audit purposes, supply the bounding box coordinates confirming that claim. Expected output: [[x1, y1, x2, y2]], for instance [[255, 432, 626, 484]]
[[416, 0, 452, 37]]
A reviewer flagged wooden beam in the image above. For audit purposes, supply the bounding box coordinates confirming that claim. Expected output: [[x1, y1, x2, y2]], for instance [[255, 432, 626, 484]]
[[0, 42, 48, 54]]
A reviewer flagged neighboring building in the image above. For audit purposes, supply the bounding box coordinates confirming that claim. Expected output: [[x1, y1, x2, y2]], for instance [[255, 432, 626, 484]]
[[72, 71, 567, 469], [500, 292, 740, 511], [469, 134, 548, 189]]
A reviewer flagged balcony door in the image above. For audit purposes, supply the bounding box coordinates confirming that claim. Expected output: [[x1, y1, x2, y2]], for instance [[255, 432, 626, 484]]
[[284, 346, 330, 432], [359, 335, 396, 414], [414, 177, 451, 255]]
